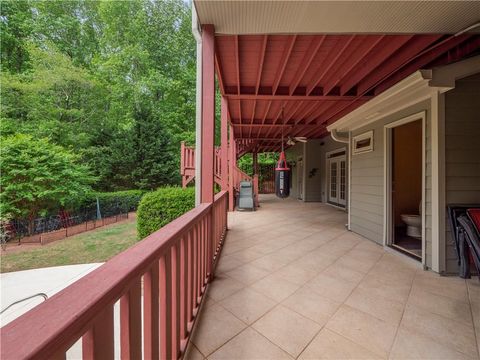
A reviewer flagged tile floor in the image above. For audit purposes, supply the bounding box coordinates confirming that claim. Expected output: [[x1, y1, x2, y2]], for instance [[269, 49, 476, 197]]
[[186, 195, 480, 360]]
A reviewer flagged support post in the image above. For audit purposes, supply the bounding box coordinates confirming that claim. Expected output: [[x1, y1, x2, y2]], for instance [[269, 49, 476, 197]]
[[228, 126, 235, 211], [221, 97, 228, 191], [253, 151, 258, 175], [200, 24, 215, 204]]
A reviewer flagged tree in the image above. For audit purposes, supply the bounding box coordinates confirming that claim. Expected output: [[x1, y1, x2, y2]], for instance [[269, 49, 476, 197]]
[[0, 134, 95, 219]]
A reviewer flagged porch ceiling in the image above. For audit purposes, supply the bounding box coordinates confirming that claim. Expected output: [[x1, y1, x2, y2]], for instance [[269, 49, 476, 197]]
[[195, 1, 480, 35], [214, 34, 480, 152]]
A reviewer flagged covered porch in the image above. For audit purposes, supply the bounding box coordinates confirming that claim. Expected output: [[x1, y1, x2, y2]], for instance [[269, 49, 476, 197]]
[[188, 195, 480, 359]]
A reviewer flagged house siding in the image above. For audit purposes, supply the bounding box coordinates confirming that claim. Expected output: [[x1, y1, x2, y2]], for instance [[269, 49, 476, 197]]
[[350, 100, 432, 267], [444, 73, 480, 274], [286, 142, 305, 199]]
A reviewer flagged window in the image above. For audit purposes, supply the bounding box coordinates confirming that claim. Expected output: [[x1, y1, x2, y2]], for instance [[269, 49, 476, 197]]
[[353, 131, 374, 155]]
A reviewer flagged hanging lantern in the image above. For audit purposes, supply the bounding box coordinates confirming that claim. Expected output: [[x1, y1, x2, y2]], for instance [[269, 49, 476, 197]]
[[275, 151, 290, 198]]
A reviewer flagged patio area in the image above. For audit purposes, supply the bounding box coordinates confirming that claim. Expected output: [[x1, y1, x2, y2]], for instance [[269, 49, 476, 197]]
[[187, 195, 480, 360]]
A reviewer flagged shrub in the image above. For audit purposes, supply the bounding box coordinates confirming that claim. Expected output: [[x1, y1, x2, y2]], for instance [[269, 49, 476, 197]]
[[0, 134, 95, 219], [92, 190, 146, 216], [137, 187, 195, 239]]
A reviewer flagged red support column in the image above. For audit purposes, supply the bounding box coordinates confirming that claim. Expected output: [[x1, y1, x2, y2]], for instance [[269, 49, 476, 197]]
[[228, 126, 235, 211], [201, 24, 215, 204], [221, 97, 228, 191]]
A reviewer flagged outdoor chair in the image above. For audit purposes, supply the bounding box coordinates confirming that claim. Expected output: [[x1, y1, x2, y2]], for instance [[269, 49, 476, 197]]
[[448, 204, 480, 279]]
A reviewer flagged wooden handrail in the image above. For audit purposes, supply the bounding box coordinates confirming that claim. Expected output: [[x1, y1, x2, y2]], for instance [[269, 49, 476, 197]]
[[1, 191, 229, 359]]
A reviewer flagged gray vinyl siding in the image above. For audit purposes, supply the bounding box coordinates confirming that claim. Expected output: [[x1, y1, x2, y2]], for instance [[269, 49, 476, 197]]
[[286, 142, 305, 199], [349, 100, 432, 266], [308, 137, 347, 203], [444, 73, 480, 274], [304, 140, 323, 202]]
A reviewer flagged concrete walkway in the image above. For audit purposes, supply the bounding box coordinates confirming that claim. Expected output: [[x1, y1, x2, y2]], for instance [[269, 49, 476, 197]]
[[1, 263, 102, 326], [187, 195, 480, 360]]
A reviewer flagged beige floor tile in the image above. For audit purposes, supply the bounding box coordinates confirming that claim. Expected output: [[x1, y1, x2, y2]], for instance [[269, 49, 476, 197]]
[[323, 262, 366, 284], [226, 263, 270, 285], [191, 304, 247, 356], [335, 253, 379, 274], [230, 248, 265, 263], [412, 271, 469, 303], [272, 263, 317, 286], [208, 328, 293, 360], [219, 287, 276, 324], [207, 274, 245, 301], [282, 286, 341, 325], [184, 342, 205, 360], [407, 286, 473, 326], [250, 274, 300, 302], [345, 287, 405, 325], [325, 305, 398, 358], [292, 252, 337, 273], [252, 305, 321, 358], [215, 255, 245, 273], [390, 326, 475, 360], [249, 253, 290, 272], [401, 304, 478, 358], [299, 328, 384, 360], [306, 273, 357, 303], [358, 274, 412, 304]]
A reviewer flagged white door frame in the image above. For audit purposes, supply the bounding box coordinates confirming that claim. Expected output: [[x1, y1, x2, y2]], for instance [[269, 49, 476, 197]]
[[383, 111, 426, 265], [326, 147, 347, 209]]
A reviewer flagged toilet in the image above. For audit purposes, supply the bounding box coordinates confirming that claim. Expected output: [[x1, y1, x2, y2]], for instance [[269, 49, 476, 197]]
[[401, 202, 422, 239]]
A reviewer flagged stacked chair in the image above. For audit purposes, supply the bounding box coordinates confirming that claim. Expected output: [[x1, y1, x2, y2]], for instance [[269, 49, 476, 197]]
[[448, 205, 480, 279]]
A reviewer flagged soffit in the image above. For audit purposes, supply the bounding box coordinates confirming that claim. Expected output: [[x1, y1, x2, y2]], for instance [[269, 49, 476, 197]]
[[194, 1, 480, 35]]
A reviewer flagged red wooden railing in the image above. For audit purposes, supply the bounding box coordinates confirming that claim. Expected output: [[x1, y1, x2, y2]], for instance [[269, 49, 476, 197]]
[[181, 142, 222, 188], [1, 191, 229, 360]]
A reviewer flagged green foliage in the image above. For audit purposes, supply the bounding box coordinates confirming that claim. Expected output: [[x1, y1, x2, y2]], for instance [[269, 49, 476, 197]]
[[81, 190, 146, 216], [1, 0, 196, 191], [238, 153, 279, 175], [0, 134, 95, 219], [137, 187, 195, 239]]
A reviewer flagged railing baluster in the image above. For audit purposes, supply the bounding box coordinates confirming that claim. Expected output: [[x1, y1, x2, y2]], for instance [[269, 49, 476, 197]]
[[172, 244, 181, 358], [82, 306, 114, 360], [187, 230, 193, 328], [120, 278, 142, 360], [159, 253, 173, 360], [144, 264, 159, 360], [180, 235, 188, 342]]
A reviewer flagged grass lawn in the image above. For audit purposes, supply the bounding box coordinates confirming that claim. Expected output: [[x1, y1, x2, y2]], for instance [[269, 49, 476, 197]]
[[0, 220, 138, 273]]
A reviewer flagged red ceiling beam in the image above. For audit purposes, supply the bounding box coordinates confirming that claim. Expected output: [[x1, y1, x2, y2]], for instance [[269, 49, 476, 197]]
[[355, 35, 443, 95], [250, 35, 268, 138], [224, 94, 373, 101], [339, 35, 415, 95], [374, 34, 477, 94], [289, 36, 326, 95], [306, 35, 355, 96], [322, 36, 385, 95], [272, 36, 297, 95], [231, 123, 318, 128]]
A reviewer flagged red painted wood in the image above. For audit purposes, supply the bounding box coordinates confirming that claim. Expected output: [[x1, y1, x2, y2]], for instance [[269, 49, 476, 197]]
[[1, 192, 229, 360], [356, 35, 442, 95], [221, 97, 229, 191], [201, 24, 215, 203], [272, 36, 297, 94], [374, 35, 477, 94], [171, 244, 181, 358], [82, 306, 114, 360], [159, 252, 173, 360], [120, 279, 142, 360], [144, 264, 160, 360], [228, 126, 235, 211]]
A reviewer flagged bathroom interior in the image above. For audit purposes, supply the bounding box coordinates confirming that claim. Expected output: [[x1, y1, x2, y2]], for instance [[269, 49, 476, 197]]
[[391, 120, 423, 260]]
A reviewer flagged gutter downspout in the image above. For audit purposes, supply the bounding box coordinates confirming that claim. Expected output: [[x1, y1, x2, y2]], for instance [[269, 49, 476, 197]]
[[330, 129, 349, 143], [192, 4, 202, 206]]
